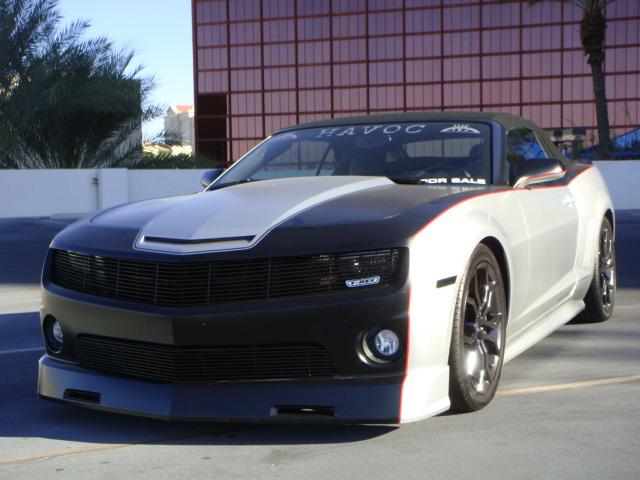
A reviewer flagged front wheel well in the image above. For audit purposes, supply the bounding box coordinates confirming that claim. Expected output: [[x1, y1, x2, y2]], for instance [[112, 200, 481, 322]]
[[604, 209, 614, 236], [480, 237, 510, 316]]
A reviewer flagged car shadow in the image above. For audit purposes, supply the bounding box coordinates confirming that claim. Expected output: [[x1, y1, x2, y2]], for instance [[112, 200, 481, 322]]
[[0, 313, 395, 448], [2, 398, 397, 447], [1, 388, 396, 448]]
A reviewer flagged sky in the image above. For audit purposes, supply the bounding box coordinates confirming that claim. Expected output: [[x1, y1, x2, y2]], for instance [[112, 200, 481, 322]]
[[57, 0, 194, 137]]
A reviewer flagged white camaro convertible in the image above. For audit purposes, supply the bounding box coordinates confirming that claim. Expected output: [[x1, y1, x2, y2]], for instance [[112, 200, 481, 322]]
[[38, 112, 615, 423]]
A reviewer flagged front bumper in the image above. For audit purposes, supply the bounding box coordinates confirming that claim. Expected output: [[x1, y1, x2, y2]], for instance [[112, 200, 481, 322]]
[[38, 355, 404, 423], [38, 267, 413, 423]]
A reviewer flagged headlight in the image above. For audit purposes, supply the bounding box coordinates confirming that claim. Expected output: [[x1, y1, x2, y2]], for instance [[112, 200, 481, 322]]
[[337, 249, 401, 289]]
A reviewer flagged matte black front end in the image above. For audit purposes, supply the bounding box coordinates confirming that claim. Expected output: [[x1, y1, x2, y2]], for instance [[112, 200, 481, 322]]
[[38, 247, 411, 423]]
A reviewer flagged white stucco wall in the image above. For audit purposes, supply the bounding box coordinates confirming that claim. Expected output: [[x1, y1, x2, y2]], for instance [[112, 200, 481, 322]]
[[593, 161, 639, 211], [127, 169, 203, 202], [0, 163, 637, 219], [0, 169, 208, 218], [0, 169, 99, 218]]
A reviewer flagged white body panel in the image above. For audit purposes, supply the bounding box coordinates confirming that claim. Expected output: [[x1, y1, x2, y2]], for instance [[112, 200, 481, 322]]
[[513, 187, 578, 330], [399, 166, 613, 423]]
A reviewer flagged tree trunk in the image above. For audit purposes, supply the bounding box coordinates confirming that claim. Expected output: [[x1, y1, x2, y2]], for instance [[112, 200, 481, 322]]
[[589, 58, 611, 155], [580, 6, 611, 156]]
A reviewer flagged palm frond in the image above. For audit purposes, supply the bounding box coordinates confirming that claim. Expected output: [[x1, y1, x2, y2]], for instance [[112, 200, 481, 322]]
[[0, 0, 165, 169]]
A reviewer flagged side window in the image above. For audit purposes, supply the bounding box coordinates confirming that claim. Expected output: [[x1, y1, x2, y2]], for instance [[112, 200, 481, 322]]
[[506, 128, 557, 184], [507, 128, 550, 160]]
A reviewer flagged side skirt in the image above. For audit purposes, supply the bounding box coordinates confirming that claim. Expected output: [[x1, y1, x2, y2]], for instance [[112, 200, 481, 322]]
[[504, 299, 585, 364]]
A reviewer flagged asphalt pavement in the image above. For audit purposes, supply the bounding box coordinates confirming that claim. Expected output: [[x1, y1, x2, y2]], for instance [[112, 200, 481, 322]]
[[0, 213, 638, 479]]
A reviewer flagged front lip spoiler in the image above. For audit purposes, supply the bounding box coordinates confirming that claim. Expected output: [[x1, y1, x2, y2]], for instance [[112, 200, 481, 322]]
[[37, 355, 404, 424]]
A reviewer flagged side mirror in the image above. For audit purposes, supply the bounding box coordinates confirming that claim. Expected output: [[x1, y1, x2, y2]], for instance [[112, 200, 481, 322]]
[[513, 162, 565, 189], [200, 169, 225, 190]]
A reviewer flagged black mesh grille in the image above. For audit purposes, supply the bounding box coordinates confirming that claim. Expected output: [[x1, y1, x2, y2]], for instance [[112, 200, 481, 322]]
[[50, 248, 403, 307], [75, 335, 337, 383]]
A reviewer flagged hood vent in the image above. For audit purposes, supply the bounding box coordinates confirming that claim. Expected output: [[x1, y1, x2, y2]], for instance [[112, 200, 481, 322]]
[[141, 235, 255, 245]]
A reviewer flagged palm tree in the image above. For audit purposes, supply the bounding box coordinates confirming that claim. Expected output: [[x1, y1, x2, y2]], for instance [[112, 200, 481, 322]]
[[512, 0, 613, 154], [0, 0, 160, 168]]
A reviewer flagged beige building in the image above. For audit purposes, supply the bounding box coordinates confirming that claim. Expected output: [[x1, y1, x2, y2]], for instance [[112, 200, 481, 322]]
[[164, 105, 195, 148]]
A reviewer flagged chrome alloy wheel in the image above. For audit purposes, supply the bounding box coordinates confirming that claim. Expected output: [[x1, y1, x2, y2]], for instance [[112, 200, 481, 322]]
[[599, 223, 615, 315], [463, 262, 504, 395]]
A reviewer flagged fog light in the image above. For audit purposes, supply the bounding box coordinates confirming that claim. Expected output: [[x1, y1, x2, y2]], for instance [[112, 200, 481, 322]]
[[375, 329, 400, 357], [52, 320, 63, 344], [361, 327, 402, 365], [44, 316, 63, 353]]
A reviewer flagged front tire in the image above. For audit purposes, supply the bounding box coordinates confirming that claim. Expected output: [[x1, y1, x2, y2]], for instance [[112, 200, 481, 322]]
[[575, 216, 616, 323], [448, 244, 507, 413]]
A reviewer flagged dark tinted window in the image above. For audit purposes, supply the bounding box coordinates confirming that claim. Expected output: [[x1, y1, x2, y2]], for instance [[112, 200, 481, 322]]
[[507, 128, 550, 160], [506, 127, 557, 184]]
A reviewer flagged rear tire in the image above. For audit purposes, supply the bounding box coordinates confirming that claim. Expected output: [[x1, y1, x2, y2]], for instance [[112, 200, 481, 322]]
[[448, 244, 507, 413], [575, 216, 616, 323]]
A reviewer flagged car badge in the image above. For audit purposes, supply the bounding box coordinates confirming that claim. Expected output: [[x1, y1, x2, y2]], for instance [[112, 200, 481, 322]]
[[345, 276, 381, 288]]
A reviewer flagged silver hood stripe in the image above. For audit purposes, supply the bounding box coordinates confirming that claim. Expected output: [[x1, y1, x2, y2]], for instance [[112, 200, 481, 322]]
[[135, 176, 393, 254]]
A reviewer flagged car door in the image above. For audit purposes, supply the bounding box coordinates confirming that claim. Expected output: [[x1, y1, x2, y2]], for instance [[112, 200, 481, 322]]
[[508, 128, 580, 325]]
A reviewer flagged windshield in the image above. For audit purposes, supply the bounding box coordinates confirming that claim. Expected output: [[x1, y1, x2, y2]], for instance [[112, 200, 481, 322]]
[[211, 122, 492, 189]]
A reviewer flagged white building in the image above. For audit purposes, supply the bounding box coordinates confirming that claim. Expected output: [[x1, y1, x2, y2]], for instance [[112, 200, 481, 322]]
[[164, 105, 195, 148]]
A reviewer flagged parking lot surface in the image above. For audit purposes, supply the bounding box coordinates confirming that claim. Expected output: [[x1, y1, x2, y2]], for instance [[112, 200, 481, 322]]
[[0, 213, 638, 479]]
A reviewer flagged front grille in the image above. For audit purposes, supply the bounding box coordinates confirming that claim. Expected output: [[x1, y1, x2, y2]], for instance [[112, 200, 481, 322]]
[[75, 335, 337, 383], [50, 248, 403, 307]]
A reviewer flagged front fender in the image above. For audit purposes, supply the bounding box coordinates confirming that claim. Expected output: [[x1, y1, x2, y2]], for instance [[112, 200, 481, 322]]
[[399, 190, 526, 422]]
